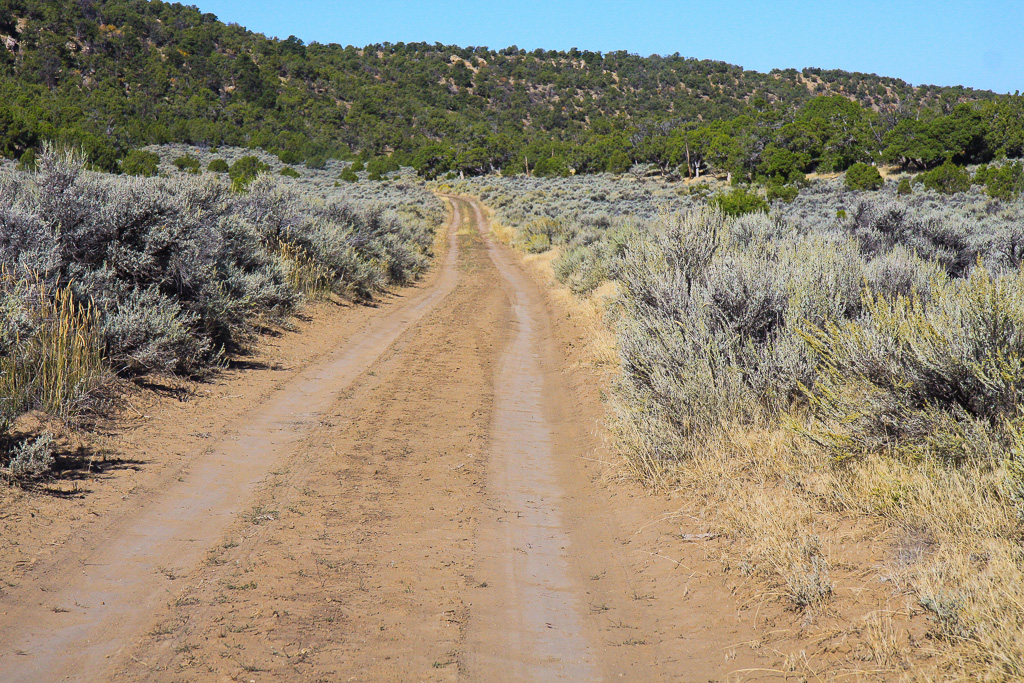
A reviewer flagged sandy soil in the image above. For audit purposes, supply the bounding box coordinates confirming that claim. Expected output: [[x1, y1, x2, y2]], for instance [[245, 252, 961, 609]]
[[0, 196, 921, 682]]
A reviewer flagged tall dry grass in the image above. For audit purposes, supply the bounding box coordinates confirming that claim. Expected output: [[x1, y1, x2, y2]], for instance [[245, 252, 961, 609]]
[[0, 275, 109, 421]]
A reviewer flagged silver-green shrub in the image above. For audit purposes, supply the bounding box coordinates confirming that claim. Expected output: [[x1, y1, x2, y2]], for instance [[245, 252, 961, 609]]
[[463, 171, 1024, 471], [0, 146, 441, 481]]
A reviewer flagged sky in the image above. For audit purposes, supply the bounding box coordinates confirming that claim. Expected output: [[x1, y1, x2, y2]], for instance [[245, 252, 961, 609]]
[[192, 0, 1022, 94]]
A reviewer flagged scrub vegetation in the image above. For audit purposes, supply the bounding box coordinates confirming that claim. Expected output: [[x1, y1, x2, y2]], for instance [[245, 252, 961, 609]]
[[0, 146, 440, 481], [2, 0, 1024, 184], [455, 167, 1024, 679]]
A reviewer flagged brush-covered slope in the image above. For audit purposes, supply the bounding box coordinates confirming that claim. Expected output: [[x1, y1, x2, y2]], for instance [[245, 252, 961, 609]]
[[0, 0, 1010, 174]]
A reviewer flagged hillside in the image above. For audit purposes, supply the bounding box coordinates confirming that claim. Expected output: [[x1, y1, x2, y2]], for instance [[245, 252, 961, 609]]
[[0, 0, 1019, 177]]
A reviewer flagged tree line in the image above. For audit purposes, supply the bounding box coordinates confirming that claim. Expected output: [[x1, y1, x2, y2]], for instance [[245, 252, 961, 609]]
[[1, 0, 1021, 180]]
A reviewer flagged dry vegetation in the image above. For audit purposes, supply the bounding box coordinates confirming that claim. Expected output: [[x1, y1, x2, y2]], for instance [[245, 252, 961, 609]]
[[453, 170, 1024, 680], [0, 146, 442, 483]]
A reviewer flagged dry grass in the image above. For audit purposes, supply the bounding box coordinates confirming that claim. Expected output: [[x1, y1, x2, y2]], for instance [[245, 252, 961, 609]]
[[276, 240, 333, 298], [667, 422, 1024, 680], [0, 277, 109, 422]]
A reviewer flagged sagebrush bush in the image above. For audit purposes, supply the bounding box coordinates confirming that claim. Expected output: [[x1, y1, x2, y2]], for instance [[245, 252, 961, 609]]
[[613, 207, 867, 467], [802, 266, 1024, 464], [458, 162, 1024, 677], [459, 170, 1024, 474], [0, 146, 440, 481]]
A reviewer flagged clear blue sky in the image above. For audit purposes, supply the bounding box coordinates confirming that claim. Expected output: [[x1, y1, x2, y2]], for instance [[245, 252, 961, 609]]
[[193, 0, 1022, 94]]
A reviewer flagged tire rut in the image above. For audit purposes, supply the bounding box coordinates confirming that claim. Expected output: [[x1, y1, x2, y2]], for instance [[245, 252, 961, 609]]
[[0, 201, 463, 682]]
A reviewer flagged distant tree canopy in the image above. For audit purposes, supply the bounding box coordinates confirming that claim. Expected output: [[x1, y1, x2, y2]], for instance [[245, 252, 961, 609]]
[[0, 0, 1022, 179]]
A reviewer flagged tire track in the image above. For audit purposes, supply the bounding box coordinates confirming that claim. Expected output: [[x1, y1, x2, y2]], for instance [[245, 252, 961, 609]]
[[0, 201, 463, 682]]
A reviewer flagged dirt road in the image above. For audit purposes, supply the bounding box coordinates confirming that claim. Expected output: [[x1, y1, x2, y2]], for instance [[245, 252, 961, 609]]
[[0, 196, 777, 681]]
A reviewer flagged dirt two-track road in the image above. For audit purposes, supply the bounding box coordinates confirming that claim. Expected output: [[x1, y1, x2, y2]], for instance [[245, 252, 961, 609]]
[[0, 197, 769, 681]]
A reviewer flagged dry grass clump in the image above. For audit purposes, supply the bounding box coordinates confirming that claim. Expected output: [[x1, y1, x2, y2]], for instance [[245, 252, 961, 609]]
[[0, 276, 108, 420], [0, 275, 110, 481]]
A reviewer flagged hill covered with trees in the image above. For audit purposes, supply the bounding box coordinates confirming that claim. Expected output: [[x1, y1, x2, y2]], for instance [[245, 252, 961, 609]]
[[2, 0, 1023, 179]]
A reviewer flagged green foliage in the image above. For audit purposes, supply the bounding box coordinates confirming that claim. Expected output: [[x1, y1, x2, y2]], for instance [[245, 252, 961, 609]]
[[173, 155, 201, 174], [766, 183, 799, 203], [229, 156, 271, 189], [983, 162, 1024, 201], [305, 156, 327, 170], [339, 168, 359, 183], [897, 177, 912, 195], [207, 158, 230, 173], [0, 0, 1017, 181], [366, 155, 400, 178], [120, 149, 160, 177], [919, 160, 971, 195], [279, 167, 301, 178], [710, 186, 768, 216], [532, 156, 570, 178], [883, 105, 989, 170], [349, 159, 365, 172], [844, 163, 884, 191], [606, 150, 632, 174], [17, 148, 37, 172]]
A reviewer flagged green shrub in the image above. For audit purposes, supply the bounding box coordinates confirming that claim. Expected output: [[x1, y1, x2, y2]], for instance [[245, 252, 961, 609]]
[[844, 163, 884, 191], [349, 159, 365, 172], [305, 155, 327, 170], [207, 158, 230, 173], [339, 168, 358, 183], [277, 150, 302, 165], [974, 164, 992, 186], [710, 186, 768, 216], [228, 155, 270, 189], [606, 150, 632, 174], [767, 183, 799, 203], [920, 160, 971, 195], [279, 167, 301, 178], [897, 177, 912, 196], [17, 148, 37, 172], [366, 155, 399, 177], [172, 154, 201, 174], [532, 156, 570, 178], [121, 149, 159, 177], [984, 162, 1024, 201]]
